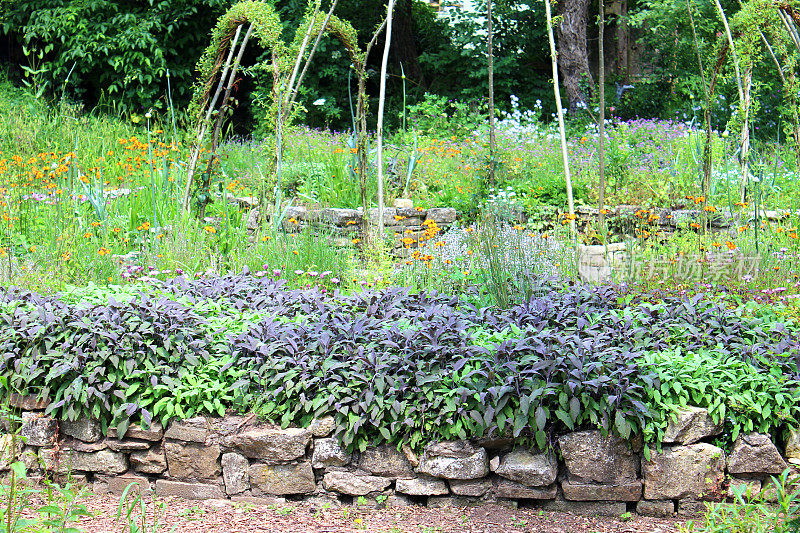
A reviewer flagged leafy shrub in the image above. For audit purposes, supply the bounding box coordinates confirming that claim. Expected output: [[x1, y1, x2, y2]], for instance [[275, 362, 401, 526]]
[[407, 93, 487, 138], [0, 274, 797, 453], [1, 0, 233, 113], [642, 348, 800, 444]]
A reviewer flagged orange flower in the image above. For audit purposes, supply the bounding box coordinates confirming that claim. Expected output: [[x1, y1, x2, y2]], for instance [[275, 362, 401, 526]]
[[690, 223, 701, 229], [204, 226, 216, 234], [726, 241, 737, 250], [97, 247, 110, 256], [261, 235, 272, 242], [352, 238, 361, 244]]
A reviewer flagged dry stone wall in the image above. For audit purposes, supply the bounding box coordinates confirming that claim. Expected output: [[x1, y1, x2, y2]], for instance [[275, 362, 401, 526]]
[[243, 204, 458, 259], [5, 397, 797, 517]]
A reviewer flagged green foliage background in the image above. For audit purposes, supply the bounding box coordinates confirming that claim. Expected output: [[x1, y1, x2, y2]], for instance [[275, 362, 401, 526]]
[[1, 0, 236, 114]]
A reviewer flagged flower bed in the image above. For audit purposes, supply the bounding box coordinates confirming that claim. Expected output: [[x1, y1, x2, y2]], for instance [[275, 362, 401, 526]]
[[1, 273, 797, 454]]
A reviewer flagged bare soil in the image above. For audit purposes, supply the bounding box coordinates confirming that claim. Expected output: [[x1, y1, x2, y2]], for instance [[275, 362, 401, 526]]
[[31, 493, 689, 533]]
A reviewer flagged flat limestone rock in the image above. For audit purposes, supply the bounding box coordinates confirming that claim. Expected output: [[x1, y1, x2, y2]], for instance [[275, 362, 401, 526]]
[[359, 445, 414, 478], [130, 446, 167, 474], [221, 452, 250, 495], [395, 476, 449, 496], [322, 471, 392, 496], [311, 438, 350, 469], [60, 418, 102, 443], [663, 407, 722, 445], [165, 442, 221, 480], [561, 480, 642, 502], [558, 430, 638, 484], [223, 427, 311, 462], [417, 441, 488, 480], [495, 449, 558, 486], [727, 433, 787, 475], [642, 443, 725, 500], [493, 478, 557, 500], [164, 418, 208, 443], [249, 462, 315, 495]]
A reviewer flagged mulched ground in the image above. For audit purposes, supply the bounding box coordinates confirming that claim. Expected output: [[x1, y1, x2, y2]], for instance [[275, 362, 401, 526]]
[[29, 493, 689, 533]]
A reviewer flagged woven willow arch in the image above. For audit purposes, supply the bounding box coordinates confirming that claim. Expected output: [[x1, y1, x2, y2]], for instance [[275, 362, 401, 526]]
[[183, 0, 364, 213], [189, 1, 362, 124]]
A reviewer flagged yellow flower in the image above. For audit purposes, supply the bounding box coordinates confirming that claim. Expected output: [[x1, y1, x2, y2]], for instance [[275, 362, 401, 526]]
[[204, 226, 216, 234], [292, 250, 299, 255], [91, 221, 101, 227], [97, 247, 110, 256], [261, 235, 272, 242], [352, 238, 361, 244], [83, 232, 93, 239]]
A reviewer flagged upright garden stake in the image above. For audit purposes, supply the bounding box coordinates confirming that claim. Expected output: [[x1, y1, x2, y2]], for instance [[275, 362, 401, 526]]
[[598, 0, 606, 234], [376, 0, 397, 238], [487, 0, 496, 186], [545, 0, 576, 239]]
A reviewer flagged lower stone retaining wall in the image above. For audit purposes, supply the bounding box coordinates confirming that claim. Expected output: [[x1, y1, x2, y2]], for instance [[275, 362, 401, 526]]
[[5, 397, 797, 517]]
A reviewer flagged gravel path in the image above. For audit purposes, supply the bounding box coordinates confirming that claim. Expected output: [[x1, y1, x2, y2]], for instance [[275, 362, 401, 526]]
[[31, 493, 688, 533]]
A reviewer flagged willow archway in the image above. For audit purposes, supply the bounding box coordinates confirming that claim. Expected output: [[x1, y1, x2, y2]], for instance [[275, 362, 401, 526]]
[[181, 0, 364, 214]]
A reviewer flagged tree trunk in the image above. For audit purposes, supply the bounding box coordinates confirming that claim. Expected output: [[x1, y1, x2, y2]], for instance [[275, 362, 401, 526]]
[[392, 0, 424, 87], [615, 0, 628, 81], [556, 0, 593, 111]]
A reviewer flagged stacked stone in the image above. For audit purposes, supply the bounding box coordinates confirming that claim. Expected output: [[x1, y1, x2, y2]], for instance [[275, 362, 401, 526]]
[[244, 205, 457, 257], [2, 397, 795, 517]]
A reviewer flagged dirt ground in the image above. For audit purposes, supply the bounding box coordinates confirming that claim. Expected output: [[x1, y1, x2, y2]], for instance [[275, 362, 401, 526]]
[[33, 493, 689, 533]]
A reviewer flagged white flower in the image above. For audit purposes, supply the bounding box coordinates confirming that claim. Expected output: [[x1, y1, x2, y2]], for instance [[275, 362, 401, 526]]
[[313, 98, 326, 106]]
